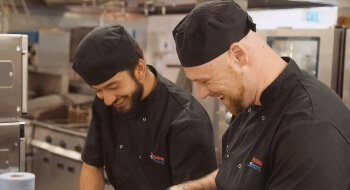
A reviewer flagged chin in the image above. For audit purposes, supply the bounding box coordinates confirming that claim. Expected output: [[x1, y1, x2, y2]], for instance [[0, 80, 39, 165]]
[[226, 104, 240, 116]]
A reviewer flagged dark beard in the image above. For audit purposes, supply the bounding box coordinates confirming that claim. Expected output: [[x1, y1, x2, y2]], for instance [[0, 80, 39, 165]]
[[113, 76, 143, 118]]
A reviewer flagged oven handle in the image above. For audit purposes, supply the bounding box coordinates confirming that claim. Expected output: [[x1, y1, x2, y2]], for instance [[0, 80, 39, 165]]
[[21, 35, 28, 114], [30, 139, 82, 161]]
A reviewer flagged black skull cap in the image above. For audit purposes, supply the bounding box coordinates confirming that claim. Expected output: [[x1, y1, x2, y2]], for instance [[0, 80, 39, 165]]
[[172, 0, 256, 67], [72, 24, 138, 86]]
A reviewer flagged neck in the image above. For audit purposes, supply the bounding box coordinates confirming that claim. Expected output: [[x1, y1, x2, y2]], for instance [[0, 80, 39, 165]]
[[254, 51, 287, 106], [141, 69, 157, 100], [245, 37, 287, 106], [240, 32, 287, 106]]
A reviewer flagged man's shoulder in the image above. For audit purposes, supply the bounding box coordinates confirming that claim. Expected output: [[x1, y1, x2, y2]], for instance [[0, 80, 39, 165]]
[[157, 76, 209, 121]]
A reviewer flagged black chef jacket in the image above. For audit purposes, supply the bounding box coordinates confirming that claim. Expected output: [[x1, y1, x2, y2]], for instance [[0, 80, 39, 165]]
[[82, 65, 217, 190], [216, 57, 350, 190]]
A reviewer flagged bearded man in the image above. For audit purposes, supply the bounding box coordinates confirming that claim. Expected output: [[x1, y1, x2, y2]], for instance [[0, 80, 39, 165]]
[[72, 24, 217, 190]]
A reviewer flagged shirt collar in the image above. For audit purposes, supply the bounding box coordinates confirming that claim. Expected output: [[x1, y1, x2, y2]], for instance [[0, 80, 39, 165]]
[[260, 57, 301, 106], [137, 65, 160, 114]]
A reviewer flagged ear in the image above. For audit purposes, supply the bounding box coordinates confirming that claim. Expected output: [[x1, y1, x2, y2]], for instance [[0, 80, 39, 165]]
[[134, 59, 147, 81], [228, 42, 248, 67]]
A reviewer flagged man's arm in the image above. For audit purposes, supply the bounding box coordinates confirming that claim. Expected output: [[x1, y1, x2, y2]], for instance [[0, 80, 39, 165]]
[[79, 162, 105, 190], [167, 169, 218, 190]]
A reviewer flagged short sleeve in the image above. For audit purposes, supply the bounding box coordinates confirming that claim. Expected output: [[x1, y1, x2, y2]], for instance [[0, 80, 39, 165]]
[[81, 98, 104, 167]]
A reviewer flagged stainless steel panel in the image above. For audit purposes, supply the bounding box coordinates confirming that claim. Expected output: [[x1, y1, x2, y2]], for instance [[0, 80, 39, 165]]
[[0, 60, 14, 87], [0, 122, 24, 173], [0, 34, 27, 118], [0, 149, 10, 172], [343, 29, 350, 108], [33, 149, 56, 190], [33, 149, 82, 190]]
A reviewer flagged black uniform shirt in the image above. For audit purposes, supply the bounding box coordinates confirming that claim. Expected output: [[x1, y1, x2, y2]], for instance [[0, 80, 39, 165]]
[[82, 65, 217, 190], [216, 57, 350, 190]]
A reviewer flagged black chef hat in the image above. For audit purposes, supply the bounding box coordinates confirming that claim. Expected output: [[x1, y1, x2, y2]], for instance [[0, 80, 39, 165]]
[[72, 24, 138, 86], [172, 0, 256, 67]]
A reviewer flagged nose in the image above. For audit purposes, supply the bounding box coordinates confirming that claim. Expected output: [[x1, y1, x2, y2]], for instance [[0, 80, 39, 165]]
[[195, 82, 210, 99], [97, 90, 116, 106]]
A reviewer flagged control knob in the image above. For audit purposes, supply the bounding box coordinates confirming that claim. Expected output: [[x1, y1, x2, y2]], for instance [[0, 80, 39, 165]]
[[74, 144, 82, 153], [59, 140, 66, 149], [45, 135, 52, 143]]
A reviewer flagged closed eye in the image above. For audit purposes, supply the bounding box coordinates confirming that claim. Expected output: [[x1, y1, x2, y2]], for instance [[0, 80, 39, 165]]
[[201, 80, 208, 85], [108, 84, 119, 90]]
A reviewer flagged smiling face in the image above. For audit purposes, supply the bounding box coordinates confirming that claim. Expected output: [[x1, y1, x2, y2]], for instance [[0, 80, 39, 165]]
[[184, 51, 247, 116], [91, 69, 143, 117]]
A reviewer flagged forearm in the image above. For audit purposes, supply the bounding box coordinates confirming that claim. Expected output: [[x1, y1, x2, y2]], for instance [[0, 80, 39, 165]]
[[167, 169, 218, 190], [79, 162, 105, 190]]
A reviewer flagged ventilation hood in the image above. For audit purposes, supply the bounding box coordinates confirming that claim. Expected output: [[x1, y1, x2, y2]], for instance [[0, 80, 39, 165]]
[[248, 0, 337, 9]]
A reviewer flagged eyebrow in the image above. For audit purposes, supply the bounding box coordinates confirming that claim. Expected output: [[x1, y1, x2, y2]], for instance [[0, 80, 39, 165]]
[[90, 81, 120, 90]]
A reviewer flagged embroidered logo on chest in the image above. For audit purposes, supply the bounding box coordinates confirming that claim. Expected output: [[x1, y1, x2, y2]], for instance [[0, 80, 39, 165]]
[[150, 152, 165, 165], [247, 157, 262, 171]]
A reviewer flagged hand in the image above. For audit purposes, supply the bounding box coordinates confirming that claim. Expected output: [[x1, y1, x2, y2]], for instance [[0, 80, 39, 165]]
[[166, 184, 188, 190], [165, 169, 218, 190]]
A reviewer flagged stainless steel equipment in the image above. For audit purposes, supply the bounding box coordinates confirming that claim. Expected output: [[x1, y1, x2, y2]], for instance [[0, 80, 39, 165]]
[[31, 120, 86, 190], [0, 34, 28, 174], [257, 28, 347, 96], [30, 120, 113, 190], [0, 34, 28, 119], [0, 122, 25, 173]]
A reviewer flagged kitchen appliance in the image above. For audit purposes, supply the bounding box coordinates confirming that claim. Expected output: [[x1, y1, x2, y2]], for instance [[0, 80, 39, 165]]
[[31, 120, 87, 190], [30, 119, 113, 190], [257, 28, 349, 97], [0, 122, 25, 173], [0, 34, 28, 173], [0, 34, 28, 119]]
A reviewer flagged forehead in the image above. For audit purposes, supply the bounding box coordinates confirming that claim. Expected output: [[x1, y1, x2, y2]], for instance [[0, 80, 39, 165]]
[[184, 52, 227, 81], [91, 70, 131, 89], [184, 63, 211, 81]]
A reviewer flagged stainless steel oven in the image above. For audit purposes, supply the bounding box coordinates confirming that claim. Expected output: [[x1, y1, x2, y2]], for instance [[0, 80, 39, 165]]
[[0, 34, 28, 174], [257, 28, 347, 97], [0, 122, 25, 173], [30, 120, 114, 190], [0, 34, 28, 119]]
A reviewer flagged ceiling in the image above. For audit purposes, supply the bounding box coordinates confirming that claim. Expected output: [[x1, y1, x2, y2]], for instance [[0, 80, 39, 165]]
[[4, 0, 338, 15]]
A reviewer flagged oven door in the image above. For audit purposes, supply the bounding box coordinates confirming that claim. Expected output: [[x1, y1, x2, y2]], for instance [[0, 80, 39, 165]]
[[0, 122, 25, 173], [0, 34, 28, 118]]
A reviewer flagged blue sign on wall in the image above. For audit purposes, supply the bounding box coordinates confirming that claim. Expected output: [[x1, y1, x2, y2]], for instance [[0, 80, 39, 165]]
[[307, 11, 322, 22]]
